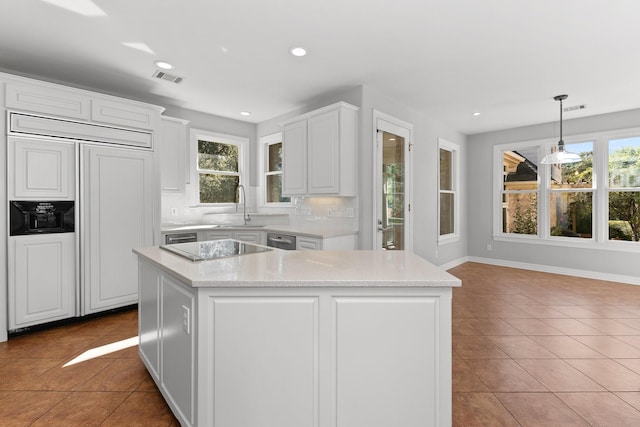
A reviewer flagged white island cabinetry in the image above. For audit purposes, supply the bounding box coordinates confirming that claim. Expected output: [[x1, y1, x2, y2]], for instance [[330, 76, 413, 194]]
[[135, 246, 459, 427]]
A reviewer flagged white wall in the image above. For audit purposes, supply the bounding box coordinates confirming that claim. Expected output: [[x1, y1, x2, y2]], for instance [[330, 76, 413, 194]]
[[468, 109, 640, 280]]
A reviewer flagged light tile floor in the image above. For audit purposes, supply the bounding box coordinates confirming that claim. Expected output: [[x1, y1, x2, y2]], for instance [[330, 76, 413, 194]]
[[1, 262, 639, 425]]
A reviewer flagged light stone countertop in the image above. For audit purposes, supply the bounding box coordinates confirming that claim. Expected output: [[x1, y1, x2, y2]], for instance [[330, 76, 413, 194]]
[[133, 244, 461, 288]]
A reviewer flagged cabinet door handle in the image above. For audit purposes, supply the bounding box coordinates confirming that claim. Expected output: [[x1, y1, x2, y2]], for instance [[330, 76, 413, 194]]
[[268, 237, 293, 245]]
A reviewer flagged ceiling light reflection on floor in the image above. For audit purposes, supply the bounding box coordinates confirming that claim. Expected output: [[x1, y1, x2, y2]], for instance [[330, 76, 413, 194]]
[[63, 336, 138, 367]]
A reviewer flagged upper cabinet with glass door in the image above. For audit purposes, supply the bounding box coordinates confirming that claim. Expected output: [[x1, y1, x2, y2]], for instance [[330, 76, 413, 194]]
[[280, 102, 359, 197]]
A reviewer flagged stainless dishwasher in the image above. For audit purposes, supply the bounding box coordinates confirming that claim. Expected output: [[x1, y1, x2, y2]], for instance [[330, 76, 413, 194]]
[[266, 233, 296, 250]]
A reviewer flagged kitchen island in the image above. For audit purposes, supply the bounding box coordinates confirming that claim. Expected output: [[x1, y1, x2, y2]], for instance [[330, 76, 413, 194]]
[[134, 241, 461, 427]]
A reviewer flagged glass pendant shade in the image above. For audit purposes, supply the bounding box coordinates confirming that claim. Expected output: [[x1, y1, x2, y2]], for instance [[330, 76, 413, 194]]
[[540, 94, 581, 165], [540, 143, 581, 164]]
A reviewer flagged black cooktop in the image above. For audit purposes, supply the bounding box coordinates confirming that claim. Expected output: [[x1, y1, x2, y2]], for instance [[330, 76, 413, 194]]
[[160, 239, 272, 261]]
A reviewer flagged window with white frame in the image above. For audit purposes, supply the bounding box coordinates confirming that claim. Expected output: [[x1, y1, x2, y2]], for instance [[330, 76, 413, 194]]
[[548, 141, 594, 239], [260, 133, 290, 205], [190, 129, 248, 204], [438, 138, 459, 241], [500, 145, 540, 236], [494, 128, 640, 247], [608, 136, 640, 242]]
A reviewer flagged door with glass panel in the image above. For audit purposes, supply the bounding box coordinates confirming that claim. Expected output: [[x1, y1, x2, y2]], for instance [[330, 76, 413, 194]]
[[374, 113, 412, 250]]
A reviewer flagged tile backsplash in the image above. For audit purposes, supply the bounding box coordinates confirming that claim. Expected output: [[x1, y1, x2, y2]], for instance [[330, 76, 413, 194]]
[[161, 189, 358, 231], [290, 196, 358, 229]]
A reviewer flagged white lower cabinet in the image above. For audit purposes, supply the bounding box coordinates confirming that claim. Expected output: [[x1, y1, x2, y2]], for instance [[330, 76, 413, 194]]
[[8, 233, 76, 329], [82, 145, 154, 314], [138, 262, 451, 427], [199, 230, 264, 245], [296, 234, 356, 250], [211, 296, 317, 427], [160, 274, 195, 425]]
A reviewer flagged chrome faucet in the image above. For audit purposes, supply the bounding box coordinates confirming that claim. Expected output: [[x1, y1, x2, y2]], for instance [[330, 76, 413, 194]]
[[236, 184, 251, 225]]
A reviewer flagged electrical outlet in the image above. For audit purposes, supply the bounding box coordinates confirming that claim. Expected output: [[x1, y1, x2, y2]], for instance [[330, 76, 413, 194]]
[[182, 305, 190, 334], [435, 250, 439, 259], [486, 243, 492, 251]]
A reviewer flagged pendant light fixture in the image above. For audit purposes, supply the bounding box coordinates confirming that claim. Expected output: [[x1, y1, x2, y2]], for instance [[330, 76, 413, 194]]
[[540, 94, 581, 164]]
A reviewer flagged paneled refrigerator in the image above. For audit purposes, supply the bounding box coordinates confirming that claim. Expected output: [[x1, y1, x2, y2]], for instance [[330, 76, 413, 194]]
[[7, 135, 154, 330]]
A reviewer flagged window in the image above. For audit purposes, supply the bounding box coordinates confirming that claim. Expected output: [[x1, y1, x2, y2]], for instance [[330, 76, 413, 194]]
[[501, 146, 539, 236], [438, 138, 459, 242], [608, 136, 640, 242], [548, 141, 594, 239], [190, 129, 248, 204], [260, 133, 290, 205], [493, 128, 640, 249]]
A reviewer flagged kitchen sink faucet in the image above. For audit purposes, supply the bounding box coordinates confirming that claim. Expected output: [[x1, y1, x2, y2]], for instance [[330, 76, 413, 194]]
[[236, 184, 251, 225]]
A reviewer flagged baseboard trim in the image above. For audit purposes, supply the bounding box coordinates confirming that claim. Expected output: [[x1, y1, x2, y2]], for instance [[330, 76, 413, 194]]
[[467, 256, 640, 286], [438, 256, 470, 271]]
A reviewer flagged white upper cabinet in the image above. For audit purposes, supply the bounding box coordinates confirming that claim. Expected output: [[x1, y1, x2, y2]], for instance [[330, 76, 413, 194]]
[[281, 102, 359, 197], [91, 98, 159, 131], [159, 116, 189, 192], [5, 79, 163, 133], [5, 82, 91, 120], [282, 120, 307, 195], [8, 136, 75, 200]]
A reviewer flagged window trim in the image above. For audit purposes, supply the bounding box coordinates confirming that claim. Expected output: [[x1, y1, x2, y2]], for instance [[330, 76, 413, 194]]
[[438, 138, 459, 244], [259, 132, 291, 207], [492, 126, 640, 252], [189, 128, 249, 206]]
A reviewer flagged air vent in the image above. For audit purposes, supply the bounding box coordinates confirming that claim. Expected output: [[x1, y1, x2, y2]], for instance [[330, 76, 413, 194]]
[[152, 70, 184, 84], [563, 104, 586, 113]]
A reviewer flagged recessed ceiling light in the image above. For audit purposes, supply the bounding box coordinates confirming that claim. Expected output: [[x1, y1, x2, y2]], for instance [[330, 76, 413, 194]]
[[472, 112, 481, 116], [154, 60, 173, 70], [289, 47, 307, 57], [240, 111, 251, 116]]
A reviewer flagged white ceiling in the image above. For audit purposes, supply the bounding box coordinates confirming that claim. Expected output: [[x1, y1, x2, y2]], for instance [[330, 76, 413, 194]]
[[2, 0, 640, 135]]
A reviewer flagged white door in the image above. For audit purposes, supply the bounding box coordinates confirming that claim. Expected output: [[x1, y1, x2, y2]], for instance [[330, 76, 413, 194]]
[[374, 112, 413, 251], [8, 233, 76, 329], [8, 136, 76, 200], [81, 145, 154, 314]]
